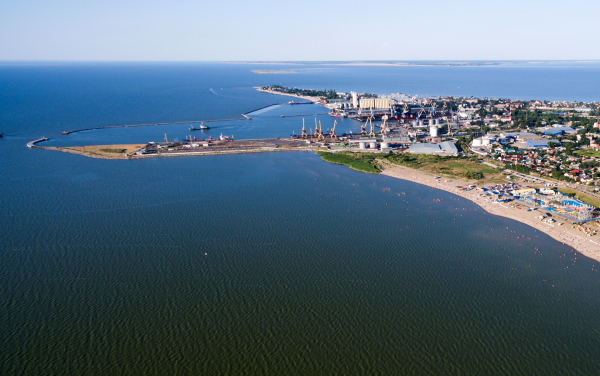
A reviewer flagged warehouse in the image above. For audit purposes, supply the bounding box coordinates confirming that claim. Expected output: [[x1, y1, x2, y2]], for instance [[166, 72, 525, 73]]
[[409, 141, 458, 156]]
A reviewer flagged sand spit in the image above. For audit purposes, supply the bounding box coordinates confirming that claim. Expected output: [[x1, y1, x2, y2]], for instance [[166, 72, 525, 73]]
[[255, 88, 322, 104]]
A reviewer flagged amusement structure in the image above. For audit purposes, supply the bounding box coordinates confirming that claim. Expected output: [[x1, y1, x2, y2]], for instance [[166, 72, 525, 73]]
[[517, 190, 597, 221]]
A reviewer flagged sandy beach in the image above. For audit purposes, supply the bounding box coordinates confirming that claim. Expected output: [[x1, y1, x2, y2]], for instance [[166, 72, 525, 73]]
[[255, 87, 323, 104], [380, 162, 600, 263]]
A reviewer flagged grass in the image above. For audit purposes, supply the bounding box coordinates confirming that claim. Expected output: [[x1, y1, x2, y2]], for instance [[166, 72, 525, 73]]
[[575, 149, 600, 158], [59, 144, 146, 159], [99, 148, 127, 154], [384, 153, 500, 181], [316, 151, 381, 173], [557, 187, 600, 208], [316, 151, 503, 181]]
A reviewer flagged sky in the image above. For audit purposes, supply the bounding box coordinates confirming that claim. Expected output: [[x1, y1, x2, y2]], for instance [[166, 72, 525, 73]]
[[1, 0, 599, 61]]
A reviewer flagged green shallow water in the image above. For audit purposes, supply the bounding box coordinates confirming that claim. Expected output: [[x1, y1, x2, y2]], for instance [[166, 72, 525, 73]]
[[2, 152, 600, 375]]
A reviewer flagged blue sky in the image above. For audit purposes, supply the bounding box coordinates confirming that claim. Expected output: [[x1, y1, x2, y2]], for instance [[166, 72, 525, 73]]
[[1, 0, 599, 61]]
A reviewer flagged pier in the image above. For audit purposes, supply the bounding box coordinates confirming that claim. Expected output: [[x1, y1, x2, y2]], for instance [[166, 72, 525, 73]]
[[26, 137, 48, 148]]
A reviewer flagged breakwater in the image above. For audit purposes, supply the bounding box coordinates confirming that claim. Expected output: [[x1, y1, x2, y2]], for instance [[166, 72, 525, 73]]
[[60, 118, 247, 135], [26, 137, 49, 148], [281, 113, 329, 118]]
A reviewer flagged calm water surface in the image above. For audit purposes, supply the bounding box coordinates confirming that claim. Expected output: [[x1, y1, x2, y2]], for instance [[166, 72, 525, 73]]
[[2, 63, 600, 375]]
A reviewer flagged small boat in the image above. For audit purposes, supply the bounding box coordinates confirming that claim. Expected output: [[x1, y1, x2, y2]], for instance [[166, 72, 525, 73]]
[[0, 132, 3, 138], [190, 123, 209, 131]]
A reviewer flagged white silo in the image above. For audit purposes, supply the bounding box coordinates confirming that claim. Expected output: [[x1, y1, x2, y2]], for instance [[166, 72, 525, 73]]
[[430, 125, 439, 137], [369, 142, 377, 149], [473, 138, 483, 146]]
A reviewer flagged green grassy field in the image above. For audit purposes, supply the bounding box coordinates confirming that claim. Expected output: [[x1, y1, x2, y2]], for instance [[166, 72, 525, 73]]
[[316, 151, 381, 173], [557, 187, 600, 208], [316, 151, 502, 181], [575, 150, 600, 158], [385, 154, 500, 181]]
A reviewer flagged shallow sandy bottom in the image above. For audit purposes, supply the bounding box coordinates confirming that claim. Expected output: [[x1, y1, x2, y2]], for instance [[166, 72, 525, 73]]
[[380, 163, 600, 262]]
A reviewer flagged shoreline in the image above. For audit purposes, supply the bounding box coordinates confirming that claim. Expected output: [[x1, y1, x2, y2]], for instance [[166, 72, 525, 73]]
[[255, 87, 323, 104], [34, 138, 600, 261], [378, 162, 600, 262]]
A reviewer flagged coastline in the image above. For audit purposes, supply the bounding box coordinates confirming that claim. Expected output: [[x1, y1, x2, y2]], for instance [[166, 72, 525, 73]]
[[378, 162, 600, 262], [34, 137, 600, 261], [255, 87, 323, 104]]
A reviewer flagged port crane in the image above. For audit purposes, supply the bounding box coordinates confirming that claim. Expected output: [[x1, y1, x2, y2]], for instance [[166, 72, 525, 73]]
[[368, 117, 376, 137], [313, 118, 321, 139], [402, 103, 410, 117], [329, 120, 338, 139], [317, 121, 325, 141], [360, 117, 368, 135], [379, 115, 389, 135], [301, 118, 307, 138], [430, 102, 437, 119]]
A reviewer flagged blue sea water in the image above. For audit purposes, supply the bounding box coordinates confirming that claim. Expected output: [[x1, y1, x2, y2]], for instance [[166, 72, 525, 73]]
[[2, 62, 600, 375]]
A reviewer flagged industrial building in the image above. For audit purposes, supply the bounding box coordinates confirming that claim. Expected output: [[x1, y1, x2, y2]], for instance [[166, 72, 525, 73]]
[[542, 127, 575, 136], [351, 91, 358, 108], [409, 141, 458, 156], [359, 98, 390, 109], [525, 139, 560, 148]]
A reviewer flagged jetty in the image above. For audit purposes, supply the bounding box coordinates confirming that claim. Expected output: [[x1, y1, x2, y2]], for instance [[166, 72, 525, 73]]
[[27, 137, 48, 148]]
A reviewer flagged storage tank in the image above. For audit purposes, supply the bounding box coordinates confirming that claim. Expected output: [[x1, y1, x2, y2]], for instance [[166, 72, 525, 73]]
[[429, 125, 439, 137], [380, 142, 390, 149], [435, 119, 440, 125], [359, 142, 366, 149], [369, 142, 377, 149], [473, 138, 483, 146], [482, 138, 491, 146], [412, 121, 417, 127], [418, 120, 424, 127]]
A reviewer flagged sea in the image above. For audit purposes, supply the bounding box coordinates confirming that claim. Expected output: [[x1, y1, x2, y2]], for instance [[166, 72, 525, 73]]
[[2, 61, 600, 375]]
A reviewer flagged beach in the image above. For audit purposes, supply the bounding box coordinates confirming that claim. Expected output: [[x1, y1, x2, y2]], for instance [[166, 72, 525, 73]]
[[379, 162, 600, 263], [255, 87, 323, 104]]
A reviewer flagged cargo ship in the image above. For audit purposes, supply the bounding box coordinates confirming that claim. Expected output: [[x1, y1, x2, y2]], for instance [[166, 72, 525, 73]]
[[190, 123, 209, 131]]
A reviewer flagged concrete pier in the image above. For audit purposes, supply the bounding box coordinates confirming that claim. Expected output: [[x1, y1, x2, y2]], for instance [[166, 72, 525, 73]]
[[27, 137, 48, 148]]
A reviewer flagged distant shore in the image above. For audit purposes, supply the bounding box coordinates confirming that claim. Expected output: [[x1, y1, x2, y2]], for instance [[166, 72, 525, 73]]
[[377, 161, 600, 263], [229, 61, 516, 67]]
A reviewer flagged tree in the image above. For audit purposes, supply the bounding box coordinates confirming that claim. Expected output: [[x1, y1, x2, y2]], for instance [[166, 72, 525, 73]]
[[547, 141, 559, 149]]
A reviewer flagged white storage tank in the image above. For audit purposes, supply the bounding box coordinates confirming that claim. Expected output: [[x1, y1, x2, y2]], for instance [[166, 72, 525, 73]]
[[418, 120, 424, 127], [473, 138, 483, 146], [369, 142, 377, 149], [412, 121, 417, 127], [482, 138, 491, 146], [430, 126, 439, 137], [380, 142, 389, 149], [359, 142, 366, 149]]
